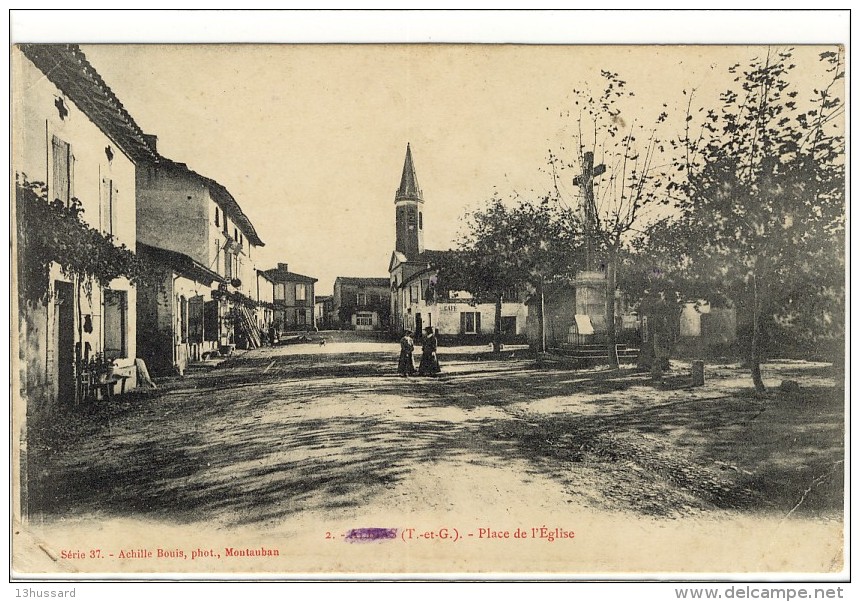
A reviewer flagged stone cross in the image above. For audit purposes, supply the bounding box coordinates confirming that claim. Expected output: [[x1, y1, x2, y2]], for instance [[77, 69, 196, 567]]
[[572, 151, 606, 271]]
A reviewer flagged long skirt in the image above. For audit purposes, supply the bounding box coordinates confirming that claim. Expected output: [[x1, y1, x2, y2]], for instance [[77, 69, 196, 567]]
[[418, 351, 441, 376], [398, 351, 415, 375]]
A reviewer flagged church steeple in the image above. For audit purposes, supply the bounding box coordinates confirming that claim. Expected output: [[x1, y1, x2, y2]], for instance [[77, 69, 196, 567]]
[[396, 143, 423, 203], [394, 143, 425, 259]]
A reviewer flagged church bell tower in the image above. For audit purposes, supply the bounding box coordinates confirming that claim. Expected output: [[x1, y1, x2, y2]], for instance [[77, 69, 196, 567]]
[[394, 143, 424, 259]]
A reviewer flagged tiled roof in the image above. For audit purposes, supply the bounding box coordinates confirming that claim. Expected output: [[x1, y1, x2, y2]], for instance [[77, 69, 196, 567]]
[[335, 276, 390, 288], [18, 44, 159, 165], [261, 267, 318, 284], [19, 44, 265, 249], [417, 249, 450, 265], [137, 242, 225, 286]]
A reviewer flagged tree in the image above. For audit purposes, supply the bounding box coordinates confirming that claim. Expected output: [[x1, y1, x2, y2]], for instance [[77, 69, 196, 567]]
[[444, 195, 579, 354], [549, 70, 668, 368], [659, 47, 845, 394]]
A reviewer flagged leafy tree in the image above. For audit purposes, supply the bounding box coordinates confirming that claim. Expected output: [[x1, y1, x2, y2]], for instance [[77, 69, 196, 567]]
[[658, 47, 845, 394], [549, 70, 669, 367], [444, 195, 579, 354]]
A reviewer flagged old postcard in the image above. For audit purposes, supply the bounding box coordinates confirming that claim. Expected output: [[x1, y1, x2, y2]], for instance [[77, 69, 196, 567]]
[[9, 13, 848, 583]]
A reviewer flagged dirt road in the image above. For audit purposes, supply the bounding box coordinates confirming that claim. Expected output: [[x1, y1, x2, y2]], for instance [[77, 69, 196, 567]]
[[19, 337, 844, 575]]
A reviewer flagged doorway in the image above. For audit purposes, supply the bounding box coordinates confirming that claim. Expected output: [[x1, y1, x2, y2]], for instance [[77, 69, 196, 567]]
[[54, 281, 75, 404], [414, 313, 423, 339]]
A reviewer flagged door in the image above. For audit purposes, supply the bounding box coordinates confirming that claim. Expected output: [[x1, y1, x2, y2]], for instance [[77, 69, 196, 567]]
[[54, 281, 75, 404], [103, 289, 128, 360], [414, 313, 423, 338]]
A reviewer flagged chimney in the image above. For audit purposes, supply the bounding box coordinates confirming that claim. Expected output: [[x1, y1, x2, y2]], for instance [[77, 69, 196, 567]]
[[278, 263, 289, 272], [144, 134, 158, 152]]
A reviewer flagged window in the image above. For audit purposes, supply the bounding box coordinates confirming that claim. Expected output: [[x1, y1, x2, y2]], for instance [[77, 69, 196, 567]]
[[275, 283, 286, 300], [103, 290, 128, 359], [215, 206, 220, 227], [51, 136, 73, 205], [461, 311, 481, 335], [356, 292, 367, 305], [296, 283, 307, 302], [296, 308, 307, 325], [409, 284, 420, 303], [356, 312, 373, 326], [419, 212, 423, 229]]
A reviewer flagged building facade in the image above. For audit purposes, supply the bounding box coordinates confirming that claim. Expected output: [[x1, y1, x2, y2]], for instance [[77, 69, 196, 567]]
[[388, 144, 528, 342], [332, 277, 391, 331], [315, 295, 334, 330], [261, 263, 317, 332], [135, 243, 226, 375], [13, 44, 155, 409], [136, 149, 266, 370]]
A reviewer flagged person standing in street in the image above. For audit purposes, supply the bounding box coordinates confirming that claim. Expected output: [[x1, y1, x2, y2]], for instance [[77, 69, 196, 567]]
[[398, 329, 416, 376], [418, 326, 441, 376]]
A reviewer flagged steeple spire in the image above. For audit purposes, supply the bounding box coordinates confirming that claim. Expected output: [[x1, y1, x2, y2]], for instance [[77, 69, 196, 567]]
[[395, 143, 423, 203]]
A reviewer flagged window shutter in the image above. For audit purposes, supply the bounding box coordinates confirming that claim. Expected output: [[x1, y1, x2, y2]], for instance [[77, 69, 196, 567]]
[[111, 185, 118, 238], [51, 136, 71, 204], [69, 153, 75, 201], [460, 312, 466, 334], [475, 312, 482, 334]]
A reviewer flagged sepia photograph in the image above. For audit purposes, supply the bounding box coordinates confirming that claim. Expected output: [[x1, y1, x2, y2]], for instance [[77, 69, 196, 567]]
[[8, 10, 849, 586]]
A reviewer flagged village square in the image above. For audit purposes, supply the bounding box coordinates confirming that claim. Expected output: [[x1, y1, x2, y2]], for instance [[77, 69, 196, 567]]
[[11, 41, 845, 575]]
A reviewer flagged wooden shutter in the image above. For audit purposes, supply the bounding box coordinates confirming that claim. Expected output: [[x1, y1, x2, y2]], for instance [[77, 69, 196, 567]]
[[188, 297, 205, 343], [475, 312, 481, 334], [51, 136, 71, 204], [460, 312, 466, 334], [204, 301, 219, 342], [110, 185, 118, 237]]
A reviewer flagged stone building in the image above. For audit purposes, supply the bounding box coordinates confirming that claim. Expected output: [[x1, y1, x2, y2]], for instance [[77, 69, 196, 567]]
[[13, 44, 153, 408], [261, 263, 317, 332], [135, 147, 266, 372], [332, 277, 391, 331]]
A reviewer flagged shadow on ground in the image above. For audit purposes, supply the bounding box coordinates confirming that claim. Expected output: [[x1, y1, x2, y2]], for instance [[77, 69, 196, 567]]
[[27, 346, 844, 525]]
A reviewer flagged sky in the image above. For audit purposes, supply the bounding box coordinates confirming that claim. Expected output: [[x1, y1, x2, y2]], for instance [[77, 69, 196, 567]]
[[10, 11, 847, 295]]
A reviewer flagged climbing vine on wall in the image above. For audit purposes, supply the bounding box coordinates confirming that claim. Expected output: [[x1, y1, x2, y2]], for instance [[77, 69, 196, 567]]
[[15, 175, 159, 304]]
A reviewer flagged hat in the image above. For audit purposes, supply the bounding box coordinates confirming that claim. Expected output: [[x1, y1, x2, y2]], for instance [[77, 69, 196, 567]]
[[424, 326, 434, 333]]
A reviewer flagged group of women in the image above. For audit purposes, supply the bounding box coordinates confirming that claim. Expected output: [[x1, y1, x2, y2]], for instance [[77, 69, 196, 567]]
[[397, 327, 441, 377]]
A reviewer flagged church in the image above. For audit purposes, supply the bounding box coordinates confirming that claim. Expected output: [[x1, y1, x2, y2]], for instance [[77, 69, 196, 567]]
[[388, 144, 529, 341]]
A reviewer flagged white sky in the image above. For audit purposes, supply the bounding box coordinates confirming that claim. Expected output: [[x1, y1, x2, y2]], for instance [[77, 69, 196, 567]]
[[10, 11, 850, 295]]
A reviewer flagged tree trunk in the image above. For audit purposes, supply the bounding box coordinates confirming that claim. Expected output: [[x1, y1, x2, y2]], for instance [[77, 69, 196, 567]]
[[539, 278, 546, 354], [606, 255, 619, 369], [750, 273, 766, 395], [650, 327, 662, 382], [493, 295, 503, 355]]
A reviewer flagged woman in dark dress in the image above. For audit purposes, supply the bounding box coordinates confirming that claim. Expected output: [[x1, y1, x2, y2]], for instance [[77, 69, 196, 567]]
[[397, 330, 416, 376], [418, 326, 441, 376]]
